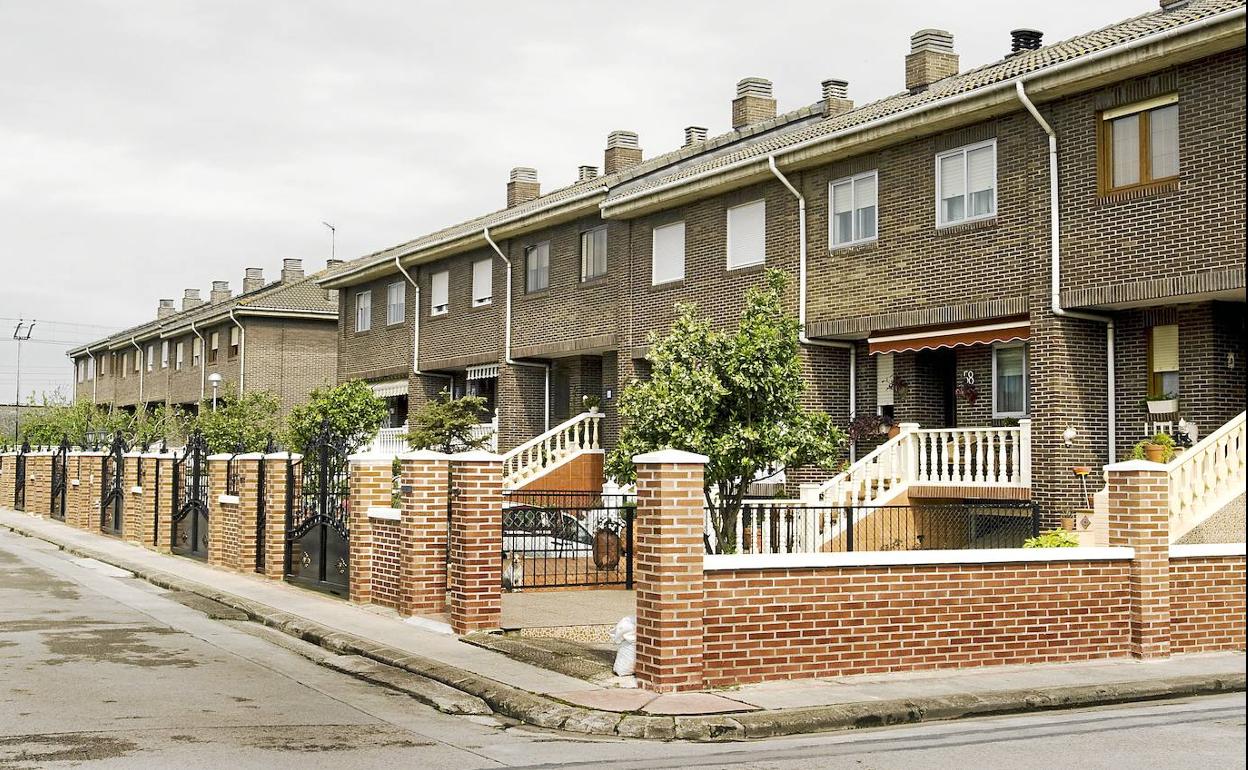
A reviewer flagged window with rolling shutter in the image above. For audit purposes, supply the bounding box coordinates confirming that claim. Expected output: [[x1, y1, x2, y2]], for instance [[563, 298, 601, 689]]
[[876, 352, 895, 407], [652, 221, 685, 285], [830, 171, 878, 246], [727, 199, 766, 269], [1150, 324, 1180, 398], [430, 270, 449, 316], [472, 259, 493, 306], [937, 139, 996, 226]]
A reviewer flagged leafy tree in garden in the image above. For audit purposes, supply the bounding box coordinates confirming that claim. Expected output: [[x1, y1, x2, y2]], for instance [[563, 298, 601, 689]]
[[131, 403, 190, 449], [286, 379, 387, 452], [192, 390, 282, 453], [21, 397, 137, 447], [405, 389, 491, 453], [605, 269, 844, 553]]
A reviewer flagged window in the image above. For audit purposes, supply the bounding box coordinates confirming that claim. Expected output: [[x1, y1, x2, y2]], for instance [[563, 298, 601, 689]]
[[76, 360, 85, 383], [727, 199, 766, 269], [160, 340, 169, 368], [651, 221, 685, 285], [192, 338, 201, 367], [472, 259, 493, 306], [875, 352, 895, 408], [830, 171, 878, 246], [525, 242, 549, 292], [387, 282, 405, 325], [208, 332, 219, 363], [1100, 96, 1179, 195], [430, 270, 449, 316], [580, 227, 607, 281], [355, 291, 372, 332], [1149, 324, 1180, 398], [176, 342, 185, 371], [134, 350, 141, 373], [87, 357, 94, 381], [146, 344, 154, 372], [993, 344, 1028, 418], [937, 139, 996, 226], [228, 327, 240, 357], [120, 353, 127, 379]]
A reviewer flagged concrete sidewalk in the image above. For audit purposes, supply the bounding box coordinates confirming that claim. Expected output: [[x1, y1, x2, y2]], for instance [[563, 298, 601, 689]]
[[3, 507, 1244, 742]]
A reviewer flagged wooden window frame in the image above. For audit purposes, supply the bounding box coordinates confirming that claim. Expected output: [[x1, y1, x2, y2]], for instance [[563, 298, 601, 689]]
[[1097, 96, 1179, 198]]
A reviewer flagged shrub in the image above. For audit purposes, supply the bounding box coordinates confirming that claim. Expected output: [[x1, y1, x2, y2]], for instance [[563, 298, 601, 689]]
[[1024, 529, 1081, 548], [287, 380, 387, 453], [1129, 432, 1176, 463]]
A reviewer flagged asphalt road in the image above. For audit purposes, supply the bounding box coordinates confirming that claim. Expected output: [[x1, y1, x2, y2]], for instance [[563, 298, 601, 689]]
[[1, 528, 1244, 770]]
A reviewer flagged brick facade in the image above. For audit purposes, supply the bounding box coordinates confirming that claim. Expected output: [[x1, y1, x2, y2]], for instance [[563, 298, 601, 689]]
[[1169, 554, 1247, 653]]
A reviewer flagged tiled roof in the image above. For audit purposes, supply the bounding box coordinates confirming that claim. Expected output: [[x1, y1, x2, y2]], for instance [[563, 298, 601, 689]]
[[607, 0, 1244, 200]]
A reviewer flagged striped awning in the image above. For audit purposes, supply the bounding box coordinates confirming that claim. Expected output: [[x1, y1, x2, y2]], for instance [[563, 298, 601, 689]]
[[868, 319, 1029, 355], [467, 364, 499, 381], [370, 379, 409, 398]]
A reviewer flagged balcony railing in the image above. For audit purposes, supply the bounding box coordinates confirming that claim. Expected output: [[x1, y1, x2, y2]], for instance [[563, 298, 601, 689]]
[[364, 417, 498, 456], [1166, 411, 1245, 541]]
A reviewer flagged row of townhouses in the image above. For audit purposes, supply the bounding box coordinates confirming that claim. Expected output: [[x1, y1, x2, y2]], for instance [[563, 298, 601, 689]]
[[70, 0, 1246, 524]]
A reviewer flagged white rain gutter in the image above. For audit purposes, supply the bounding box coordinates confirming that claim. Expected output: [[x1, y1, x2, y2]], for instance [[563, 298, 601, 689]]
[[1015, 81, 1116, 462], [129, 336, 145, 406], [605, 7, 1244, 214], [228, 308, 246, 395], [189, 320, 206, 403], [484, 227, 550, 431], [768, 156, 858, 460], [393, 256, 453, 388]]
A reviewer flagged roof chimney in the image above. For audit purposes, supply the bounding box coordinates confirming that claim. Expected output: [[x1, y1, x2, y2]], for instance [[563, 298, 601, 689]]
[[506, 167, 540, 207], [157, 298, 176, 319], [905, 29, 958, 93], [280, 258, 304, 283], [683, 126, 708, 147], [326, 258, 344, 269], [821, 79, 854, 117], [732, 77, 776, 129], [603, 131, 643, 175], [577, 165, 599, 182], [182, 288, 203, 311], [210, 280, 231, 304], [242, 267, 264, 293], [1159, 0, 1191, 9], [1009, 29, 1043, 55]]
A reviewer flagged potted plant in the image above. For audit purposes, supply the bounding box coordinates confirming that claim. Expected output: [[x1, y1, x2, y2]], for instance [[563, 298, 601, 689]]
[[1143, 392, 1179, 415], [581, 394, 602, 413], [1130, 432, 1176, 464], [954, 380, 980, 406], [886, 374, 910, 401], [845, 413, 886, 443]]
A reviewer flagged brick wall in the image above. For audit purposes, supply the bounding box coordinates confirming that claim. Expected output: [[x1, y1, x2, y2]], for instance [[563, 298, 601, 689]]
[[1169, 554, 1247, 653], [245, 317, 337, 415]]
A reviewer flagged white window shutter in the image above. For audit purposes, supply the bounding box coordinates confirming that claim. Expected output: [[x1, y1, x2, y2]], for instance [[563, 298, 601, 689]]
[[727, 200, 766, 269], [431, 270, 449, 312], [1151, 325, 1179, 372], [472, 259, 492, 304], [876, 353, 895, 407], [652, 222, 685, 285], [967, 145, 994, 194], [832, 181, 853, 215]]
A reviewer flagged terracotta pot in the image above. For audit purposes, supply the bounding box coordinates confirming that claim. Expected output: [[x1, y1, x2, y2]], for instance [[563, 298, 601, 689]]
[[1144, 443, 1167, 463], [1060, 516, 1076, 531], [887, 424, 901, 439], [593, 528, 621, 570]]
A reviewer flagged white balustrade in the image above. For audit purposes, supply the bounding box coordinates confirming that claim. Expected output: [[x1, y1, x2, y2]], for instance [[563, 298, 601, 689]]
[[502, 411, 602, 488], [365, 417, 498, 457], [1166, 411, 1245, 540]]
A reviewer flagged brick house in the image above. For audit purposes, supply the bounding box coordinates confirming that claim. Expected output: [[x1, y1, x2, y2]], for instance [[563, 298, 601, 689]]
[[68, 258, 339, 417], [325, 0, 1244, 525]]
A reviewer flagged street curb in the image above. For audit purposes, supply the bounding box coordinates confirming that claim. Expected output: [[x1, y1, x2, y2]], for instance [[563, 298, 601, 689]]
[[3, 514, 1245, 742]]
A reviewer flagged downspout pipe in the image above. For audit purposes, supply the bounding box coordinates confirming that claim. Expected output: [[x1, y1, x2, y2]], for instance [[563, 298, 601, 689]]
[[129, 336, 145, 408], [190, 320, 206, 404], [768, 156, 858, 460], [228, 308, 246, 396], [484, 227, 550, 431], [394, 256, 454, 393], [1016, 81, 1116, 462]]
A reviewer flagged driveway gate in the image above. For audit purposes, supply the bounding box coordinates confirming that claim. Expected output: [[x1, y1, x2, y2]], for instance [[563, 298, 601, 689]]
[[50, 437, 69, 521], [285, 423, 349, 596], [501, 491, 635, 590], [13, 441, 29, 511], [100, 435, 126, 535], [172, 432, 209, 558]]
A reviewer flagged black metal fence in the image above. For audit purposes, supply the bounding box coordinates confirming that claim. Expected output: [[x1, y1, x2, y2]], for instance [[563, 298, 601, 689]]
[[706, 501, 1040, 555], [501, 490, 635, 590]]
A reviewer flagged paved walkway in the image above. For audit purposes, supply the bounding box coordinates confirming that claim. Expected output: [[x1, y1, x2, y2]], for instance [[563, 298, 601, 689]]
[[3, 507, 1244, 725]]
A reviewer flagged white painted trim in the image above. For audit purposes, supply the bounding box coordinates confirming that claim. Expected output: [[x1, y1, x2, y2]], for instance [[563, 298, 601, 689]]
[[633, 448, 709, 465], [704, 546, 1134, 571], [217, 494, 240, 505], [828, 170, 879, 248], [367, 506, 402, 521], [70, 480, 80, 487], [130, 486, 143, 495], [1170, 543, 1246, 558], [992, 341, 1029, 419]]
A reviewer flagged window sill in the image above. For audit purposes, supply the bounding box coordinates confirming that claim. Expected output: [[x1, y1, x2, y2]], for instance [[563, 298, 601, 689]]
[[385, 321, 407, 328], [1098, 179, 1180, 205], [726, 261, 766, 275], [520, 289, 551, 300], [649, 278, 685, 292], [579, 277, 609, 289], [829, 239, 879, 256], [935, 216, 997, 236]]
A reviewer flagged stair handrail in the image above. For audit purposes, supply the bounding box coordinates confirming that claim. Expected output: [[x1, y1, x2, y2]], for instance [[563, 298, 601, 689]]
[[502, 411, 602, 484], [814, 422, 917, 504], [1165, 411, 1246, 532]]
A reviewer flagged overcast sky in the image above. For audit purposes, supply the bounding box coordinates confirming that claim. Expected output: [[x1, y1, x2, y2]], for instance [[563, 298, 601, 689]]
[[0, 0, 1148, 401]]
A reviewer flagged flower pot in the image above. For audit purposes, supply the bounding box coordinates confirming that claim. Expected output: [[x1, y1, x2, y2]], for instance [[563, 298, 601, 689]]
[[593, 528, 622, 570], [1144, 443, 1167, 463], [887, 424, 901, 439], [1060, 516, 1076, 532], [1147, 398, 1178, 414]]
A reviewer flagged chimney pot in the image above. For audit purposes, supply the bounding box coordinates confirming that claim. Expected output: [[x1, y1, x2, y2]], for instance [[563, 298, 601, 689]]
[[506, 167, 541, 207], [280, 258, 305, 283], [1009, 29, 1043, 54], [181, 288, 204, 311], [604, 131, 643, 174], [683, 126, 708, 147], [905, 29, 958, 93], [821, 79, 853, 117], [577, 165, 599, 182], [242, 267, 264, 293], [732, 77, 776, 129], [157, 298, 176, 319]]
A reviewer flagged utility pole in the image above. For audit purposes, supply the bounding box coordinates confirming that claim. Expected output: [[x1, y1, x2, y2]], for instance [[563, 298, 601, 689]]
[[11, 320, 34, 440], [322, 221, 336, 262]]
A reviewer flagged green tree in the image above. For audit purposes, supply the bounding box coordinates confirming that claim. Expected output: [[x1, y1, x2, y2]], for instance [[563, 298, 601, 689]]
[[286, 379, 387, 453], [405, 389, 491, 453], [191, 390, 282, 453], [20, 398, 132, 447], [606, 269, 844, 553]]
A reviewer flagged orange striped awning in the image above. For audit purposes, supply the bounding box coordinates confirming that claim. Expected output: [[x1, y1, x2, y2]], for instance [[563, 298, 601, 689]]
[[868, 319, 1029, 355]]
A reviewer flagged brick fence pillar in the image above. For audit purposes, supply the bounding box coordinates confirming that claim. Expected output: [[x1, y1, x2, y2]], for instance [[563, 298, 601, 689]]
[[262, 453, 298, 580], [230, 454, 264, 573], [633, 449, 708, 693], [123, 452, 145, 544], [447, 451, 503, 635], [24, 453, 53, 518], [399, 450, 450, 617], [74, 453, 105, 531], [348, 452, 395, 605], [0, 452, 14, 507], [206, 455, 231, 567], [1107, 459, 1171, 659], [151, 454, 176, 552]]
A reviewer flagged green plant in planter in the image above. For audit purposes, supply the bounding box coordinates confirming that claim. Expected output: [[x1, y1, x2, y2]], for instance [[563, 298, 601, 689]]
[[1129, 432, 1176, 463], [581, 394, 602, 411], [1024, 529, 1080, 548]]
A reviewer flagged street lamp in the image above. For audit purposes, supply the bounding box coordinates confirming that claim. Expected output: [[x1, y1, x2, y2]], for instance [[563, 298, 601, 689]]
[[208, 372, 223, 412]]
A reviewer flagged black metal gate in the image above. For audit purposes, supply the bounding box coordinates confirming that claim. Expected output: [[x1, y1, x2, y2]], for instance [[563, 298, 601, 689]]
[[285, 423, 349, 596], [501, 491, 635, 590], [100, 435, 125, 535], [50, 437, 69, 521], [172, 432, 209, 558], [13, 441, 29, 511]]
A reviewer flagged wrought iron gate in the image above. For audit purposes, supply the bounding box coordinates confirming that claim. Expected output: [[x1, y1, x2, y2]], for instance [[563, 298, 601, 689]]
[[50, 437, 69, 521], [13, 441, 29, 511], [285, 423, 350, 596], [172, 432, 209, 558], [100, 435, 126, 535]]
